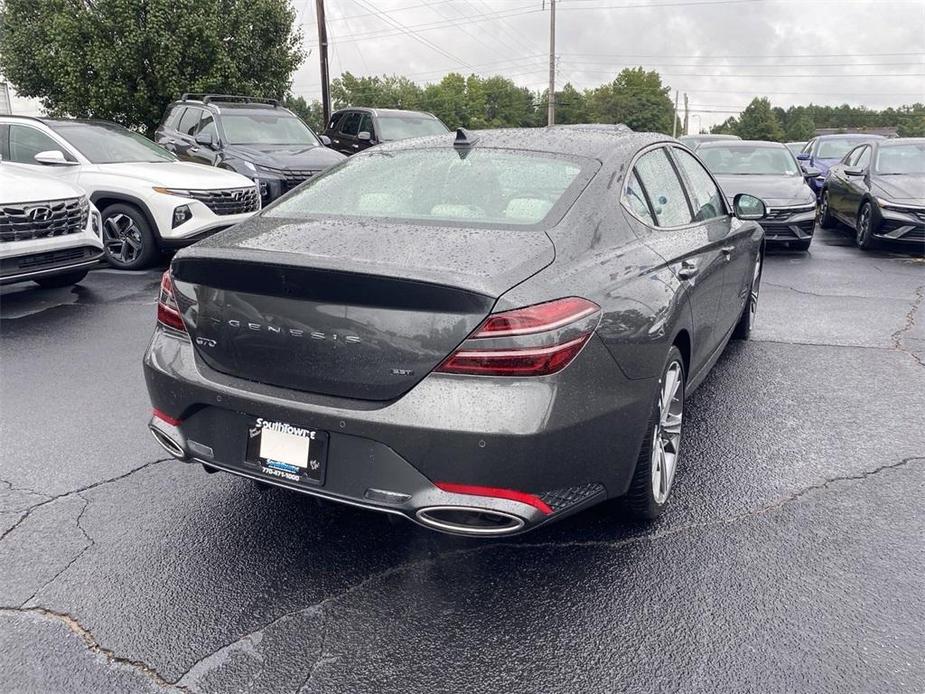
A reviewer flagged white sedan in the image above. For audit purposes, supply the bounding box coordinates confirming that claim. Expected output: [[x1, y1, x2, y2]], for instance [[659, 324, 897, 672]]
[[0, 116, 260, 269]]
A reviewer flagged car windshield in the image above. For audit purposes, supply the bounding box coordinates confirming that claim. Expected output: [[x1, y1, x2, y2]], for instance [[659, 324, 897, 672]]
[[875, 143, 925, 174], [221, 112, 320, 146], [816, 138, 870, 159], [266, 148, 586, 227], [376, 114, 449, 141], [698, 146, 799, 176], [49, 122, 175, 164]]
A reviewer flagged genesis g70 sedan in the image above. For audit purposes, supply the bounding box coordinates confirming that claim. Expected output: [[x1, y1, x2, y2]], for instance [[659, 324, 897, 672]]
[[144, 126, 767, 536]]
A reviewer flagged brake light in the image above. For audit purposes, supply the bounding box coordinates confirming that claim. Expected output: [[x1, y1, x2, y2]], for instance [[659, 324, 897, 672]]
[[157, 270, 186, 333], [436, 297, 600, 377], [152, 408, 182, 426]]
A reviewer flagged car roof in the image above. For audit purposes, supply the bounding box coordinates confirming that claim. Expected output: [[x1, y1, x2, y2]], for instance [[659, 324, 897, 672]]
[[371, 125, 666, 161], [333, 107, 439, 118], [814, 133, 885, 140], [876, 137, 924, 146], [697, 139, 787, 149]]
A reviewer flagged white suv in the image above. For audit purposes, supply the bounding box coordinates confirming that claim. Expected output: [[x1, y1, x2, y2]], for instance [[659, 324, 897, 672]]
[[1, 165, 104, 287], [0, 116, 260, 269]]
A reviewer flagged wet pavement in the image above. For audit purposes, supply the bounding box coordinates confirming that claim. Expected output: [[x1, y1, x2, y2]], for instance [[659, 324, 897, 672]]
[[1, 227, 923, 693]]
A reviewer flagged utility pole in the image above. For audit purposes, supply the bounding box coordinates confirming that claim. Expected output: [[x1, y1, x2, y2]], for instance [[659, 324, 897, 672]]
[[315, 0, 331, 126], [683, 93, 689, 135], [672, 90, 679, 138], [547, 0, 556, 126]]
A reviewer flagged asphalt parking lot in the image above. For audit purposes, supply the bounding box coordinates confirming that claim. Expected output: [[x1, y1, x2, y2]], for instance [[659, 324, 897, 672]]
[[1, 226, 923, 693]]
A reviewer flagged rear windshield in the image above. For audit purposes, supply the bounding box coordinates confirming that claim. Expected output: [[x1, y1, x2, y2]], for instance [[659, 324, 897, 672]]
[[875, 142, 925, 174], [817, 138, 872, 159], [699, 145, 799, 176], [266, 148, 590, 227], [376, 114, 448, 141]]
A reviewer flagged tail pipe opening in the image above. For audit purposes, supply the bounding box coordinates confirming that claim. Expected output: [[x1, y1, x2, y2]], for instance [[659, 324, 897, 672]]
[[149, 427, 187, 460], [415, 506, 525, 536]]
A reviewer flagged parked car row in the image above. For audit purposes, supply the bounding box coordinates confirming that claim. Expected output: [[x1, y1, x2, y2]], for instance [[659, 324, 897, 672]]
[[0, 96, 451, 285]]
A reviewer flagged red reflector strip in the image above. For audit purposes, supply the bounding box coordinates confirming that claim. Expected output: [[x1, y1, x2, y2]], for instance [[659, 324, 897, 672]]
[[436, 334, 590, 377], [435, 482, 553, 515], [152, 408, 182, 427]]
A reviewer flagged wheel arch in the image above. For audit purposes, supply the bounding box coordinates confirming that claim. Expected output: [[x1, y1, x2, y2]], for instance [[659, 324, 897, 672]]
[[671, 328, 691, 378], [90, 192, 162, 243]]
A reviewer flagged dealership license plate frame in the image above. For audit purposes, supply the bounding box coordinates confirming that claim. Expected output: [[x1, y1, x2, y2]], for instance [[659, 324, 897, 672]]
[[244, 418, 329, 486]]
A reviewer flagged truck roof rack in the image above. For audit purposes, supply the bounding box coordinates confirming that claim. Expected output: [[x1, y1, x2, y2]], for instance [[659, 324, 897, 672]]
[[179, 94, 279, 107]]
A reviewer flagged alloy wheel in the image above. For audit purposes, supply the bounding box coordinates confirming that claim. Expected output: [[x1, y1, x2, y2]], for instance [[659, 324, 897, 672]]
[[103, 213, 144, 265], [651, 361, 684, 504], [819, 192, 829, 221], [749, 254, 762, 322], [857, 204, 872, 246]]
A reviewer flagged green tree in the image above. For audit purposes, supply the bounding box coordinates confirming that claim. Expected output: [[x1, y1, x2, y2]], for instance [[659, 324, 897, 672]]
[[734, 97, 785, 141], [711, 117, 739, 135], [897, 115, 925, 137], [283, 95, 324, 133], [785, 114, 816, 142], [554, 83, 588, 125], [0, 0, 303, 135], [586, 67, 675, 133]]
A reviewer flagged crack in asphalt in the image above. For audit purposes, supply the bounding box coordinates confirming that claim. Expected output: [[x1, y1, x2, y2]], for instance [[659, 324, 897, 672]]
[[763, 282, 890, 301], [0, 458, 171, 544], [18, 494, 95, 609], [296, 606, 334, 694], [751, 338, 897, 352], [891, 285, 924, 367], [0, 607, 185, 692], [173, 455, 924, 690]]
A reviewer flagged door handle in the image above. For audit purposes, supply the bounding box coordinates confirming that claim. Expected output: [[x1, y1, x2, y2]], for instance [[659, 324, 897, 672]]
[[190, 146, 200, 153], [352, 143, 359, 149], [721, 245, 734, 259], [677, 260, 699, 280]]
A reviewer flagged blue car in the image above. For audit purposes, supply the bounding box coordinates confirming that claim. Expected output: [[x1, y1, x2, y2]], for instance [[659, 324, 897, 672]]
[[797, 134, 885, 197]]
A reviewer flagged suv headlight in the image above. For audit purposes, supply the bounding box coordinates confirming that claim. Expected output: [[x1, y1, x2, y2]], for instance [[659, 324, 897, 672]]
[[153, 187, 193, 197]]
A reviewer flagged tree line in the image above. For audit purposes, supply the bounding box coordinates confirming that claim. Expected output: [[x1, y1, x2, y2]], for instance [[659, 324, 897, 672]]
[[2, 0, 922, 140]]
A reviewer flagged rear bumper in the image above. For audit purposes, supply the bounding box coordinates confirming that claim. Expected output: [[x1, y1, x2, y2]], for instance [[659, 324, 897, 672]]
[[143, 326, 655, 535]]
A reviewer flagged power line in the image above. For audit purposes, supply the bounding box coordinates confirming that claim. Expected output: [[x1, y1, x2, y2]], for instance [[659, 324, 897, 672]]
[[347, 0, 473, 68]]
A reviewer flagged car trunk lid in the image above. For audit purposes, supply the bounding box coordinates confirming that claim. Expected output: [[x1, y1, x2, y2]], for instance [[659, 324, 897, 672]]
[[170, 216, 555, 401]]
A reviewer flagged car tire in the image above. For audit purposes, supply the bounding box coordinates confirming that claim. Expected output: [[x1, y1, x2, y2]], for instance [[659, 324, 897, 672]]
[[101, 203, 159, 270], [855, 202, 878, 250], [625, 345, 686, 520], [732, 251, 762, 340], [792, 238, 812, 252], [33, 270, 89, 288], [818, 190, 835, 229]]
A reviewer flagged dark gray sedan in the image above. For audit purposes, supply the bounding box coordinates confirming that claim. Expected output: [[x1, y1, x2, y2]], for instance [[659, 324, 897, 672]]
[[144, 126, 766, 536], [698, 140, 819, 251]]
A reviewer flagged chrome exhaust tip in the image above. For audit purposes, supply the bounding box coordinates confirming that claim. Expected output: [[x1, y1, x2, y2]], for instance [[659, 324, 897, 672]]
[[415, 506, 525, 536], [149, 426, 187, 460]]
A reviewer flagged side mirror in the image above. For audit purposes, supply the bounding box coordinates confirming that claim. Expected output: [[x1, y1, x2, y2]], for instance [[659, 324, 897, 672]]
[[796, 152, 811, 161], [195, 131, 216, 148], [320, 135, 332, 146], [803, 167, 822, 178], [733, 193, 766, 221], [357, 131, 372, 142], [844, 166, 865, 177], [34, 150, 77, 166]]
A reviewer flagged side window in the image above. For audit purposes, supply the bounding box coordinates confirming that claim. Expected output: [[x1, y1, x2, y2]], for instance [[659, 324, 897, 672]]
[[197, 113, 217, 138], [339, 112, 361, 137], [622, 171, 656, 226], [633, 148, 693, 228], [358, 114, 373, 137], [177, 108, 201, 136], [8, 125, 65, 164], [0, 124, 9, 160], [671, 148, 726, 222], [854, 146, 871, 170], [802, 139, 815, 154], [327, 113, 343, 132], [166, 107, 186, 130]]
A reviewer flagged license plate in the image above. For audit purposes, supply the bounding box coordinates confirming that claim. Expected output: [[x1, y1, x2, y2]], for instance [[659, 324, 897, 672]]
[[244, 418, 328, 485]]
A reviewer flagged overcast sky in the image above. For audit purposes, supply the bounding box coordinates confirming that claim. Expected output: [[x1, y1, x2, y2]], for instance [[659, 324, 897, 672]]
[[10, 0, 925, 130]]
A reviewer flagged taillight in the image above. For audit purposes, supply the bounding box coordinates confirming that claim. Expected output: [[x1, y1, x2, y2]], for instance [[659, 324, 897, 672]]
[[436, 297, 600, 377], [157, 270, 186, 333]]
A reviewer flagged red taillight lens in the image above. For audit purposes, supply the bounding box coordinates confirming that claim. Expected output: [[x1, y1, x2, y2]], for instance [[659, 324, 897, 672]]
[[156, 270, 187, 333], [436, 297, 600, 377]]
